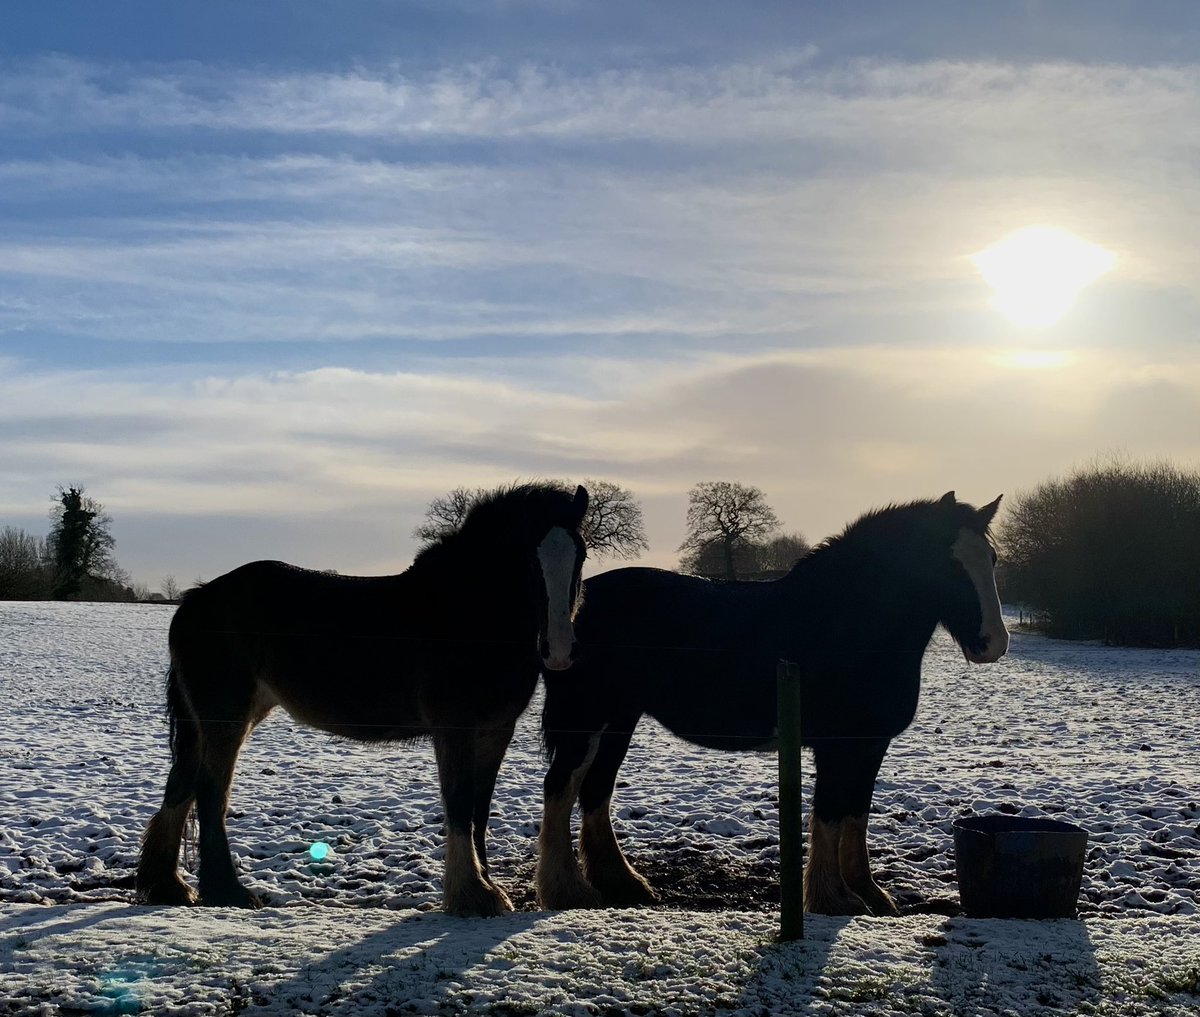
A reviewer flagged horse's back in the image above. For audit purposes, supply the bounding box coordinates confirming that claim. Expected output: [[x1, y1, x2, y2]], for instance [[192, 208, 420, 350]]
[[553, 567, 781, 744], [579, 567, 762, 645], [168, 561, 434, 735]]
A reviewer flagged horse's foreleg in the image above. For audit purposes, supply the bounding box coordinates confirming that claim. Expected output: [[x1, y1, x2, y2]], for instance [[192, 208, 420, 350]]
[[578, 724, 655, 906], [806, 737, 895, 916], [535, 732, 603, 910], [838, 811, 897, 916], [804, 813, 865, 915], [434, 729, 512, 917], [469, 720, 517, 880]]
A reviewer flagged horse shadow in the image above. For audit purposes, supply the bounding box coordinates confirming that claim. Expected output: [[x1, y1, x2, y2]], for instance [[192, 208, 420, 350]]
[[252, 909, 543, 1014], [0, 904, 145, 953]]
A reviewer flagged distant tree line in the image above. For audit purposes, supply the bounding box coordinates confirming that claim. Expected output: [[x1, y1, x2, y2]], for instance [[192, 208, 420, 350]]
[[12, 463, 1197, 645], [0, 486, 136, 602], [998, 458, 1200, 647]]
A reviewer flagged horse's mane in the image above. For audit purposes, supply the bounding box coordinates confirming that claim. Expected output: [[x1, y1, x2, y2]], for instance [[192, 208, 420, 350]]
[[458, 482, 576, 535], [789, 496, 993, 579], [412, 481, 576, 568]]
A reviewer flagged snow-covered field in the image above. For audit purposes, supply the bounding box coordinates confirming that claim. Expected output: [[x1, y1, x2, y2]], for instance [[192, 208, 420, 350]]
[[2, 600, 1198, 1015]]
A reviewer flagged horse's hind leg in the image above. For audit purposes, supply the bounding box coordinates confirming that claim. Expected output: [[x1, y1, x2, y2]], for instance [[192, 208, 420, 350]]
[[138, 766, 198, 905], [806, 737, 897, 916], [434, 728, 512, 917], [535, 730, 604, 910], [179, 666, 272, 910], [578, 723, 655, 907], [137, 671, 200, 905]]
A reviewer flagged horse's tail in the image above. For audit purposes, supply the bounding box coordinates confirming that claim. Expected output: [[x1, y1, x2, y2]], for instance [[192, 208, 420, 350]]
[[162, 661, 201, 808]]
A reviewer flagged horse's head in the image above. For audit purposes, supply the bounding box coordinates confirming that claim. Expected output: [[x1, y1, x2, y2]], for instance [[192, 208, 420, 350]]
[[533, 484, 589, 672], [934, 491, 1009, 664]]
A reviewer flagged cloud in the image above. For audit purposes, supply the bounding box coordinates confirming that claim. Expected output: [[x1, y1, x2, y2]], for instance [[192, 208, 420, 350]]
[[4, 54, 1198, 153], [3, 48, 1200, 584], [3, 53, 1199, 351], [5, 342, 1200, 583]]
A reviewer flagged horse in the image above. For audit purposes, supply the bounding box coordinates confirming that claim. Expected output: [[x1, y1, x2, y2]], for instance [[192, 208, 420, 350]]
[[137, 482, 589, 917], [536, 492, 1007, 916]]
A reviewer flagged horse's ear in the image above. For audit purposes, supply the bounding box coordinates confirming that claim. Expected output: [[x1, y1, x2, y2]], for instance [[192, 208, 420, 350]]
[[939, 491, 956, 508], [570, 485, 589, 527], [978, 494, 1003, 525]]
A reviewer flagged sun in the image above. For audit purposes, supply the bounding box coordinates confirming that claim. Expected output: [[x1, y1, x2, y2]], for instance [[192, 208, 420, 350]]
[[972, 226, 1115, 328]]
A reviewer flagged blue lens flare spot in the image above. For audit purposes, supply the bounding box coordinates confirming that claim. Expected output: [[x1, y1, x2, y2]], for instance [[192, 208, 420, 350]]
[[309, 841, 331, 861]]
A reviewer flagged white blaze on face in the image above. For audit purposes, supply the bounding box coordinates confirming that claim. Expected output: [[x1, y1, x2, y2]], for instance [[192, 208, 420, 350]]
[[952, 528, 1010, 664], [537, 526, 578, 671]]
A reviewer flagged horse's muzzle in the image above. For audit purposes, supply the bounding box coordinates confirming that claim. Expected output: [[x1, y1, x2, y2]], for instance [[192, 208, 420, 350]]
[[541, 640, 579, 672], [962, 630, 1009, 664]]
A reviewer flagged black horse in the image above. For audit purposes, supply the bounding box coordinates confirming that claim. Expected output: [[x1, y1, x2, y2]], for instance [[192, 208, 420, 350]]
[[137, 482, 588, 917], [537, 492, 1007, 916]]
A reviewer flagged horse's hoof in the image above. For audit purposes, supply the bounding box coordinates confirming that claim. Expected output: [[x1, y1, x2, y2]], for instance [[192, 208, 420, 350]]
[[540, 877, 604, 911], [582, 854, 658, 908], [804, 884, 872, 916], [136, 876, 198, 906], [535, 869, 604, 911], [589, 872, 657, 909], [444, 880, 514, 918], [858, 886, 899, 917]]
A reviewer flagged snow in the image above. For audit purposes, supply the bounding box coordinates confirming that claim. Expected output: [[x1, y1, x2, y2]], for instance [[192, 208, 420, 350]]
[[2, 601, 1199, 1015]]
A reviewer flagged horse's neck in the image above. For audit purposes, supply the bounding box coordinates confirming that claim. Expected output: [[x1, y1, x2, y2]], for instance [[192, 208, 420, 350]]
[[776, 544, 939, 666], [408, 540, 532, 628]]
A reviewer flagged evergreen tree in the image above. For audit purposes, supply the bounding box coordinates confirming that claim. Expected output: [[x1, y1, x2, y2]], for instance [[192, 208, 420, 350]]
[[47, 486, 123, 600]]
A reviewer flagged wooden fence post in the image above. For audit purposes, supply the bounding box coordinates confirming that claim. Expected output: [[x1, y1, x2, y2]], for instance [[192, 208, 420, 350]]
[[777, 659, 804, 941]]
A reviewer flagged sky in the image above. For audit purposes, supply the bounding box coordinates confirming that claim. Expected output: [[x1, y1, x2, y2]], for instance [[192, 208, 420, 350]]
[[2, 0, 1199, 590]]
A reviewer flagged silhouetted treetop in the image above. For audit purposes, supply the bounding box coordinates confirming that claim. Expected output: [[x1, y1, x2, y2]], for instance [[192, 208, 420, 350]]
[[678, 481, 782, 580], [999, 457, 1200, 646], [414, 478, 649, 561]]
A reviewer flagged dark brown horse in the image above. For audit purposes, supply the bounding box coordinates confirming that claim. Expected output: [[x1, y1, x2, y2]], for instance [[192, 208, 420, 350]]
[[537, 493, 1006, 915], [137, 482, 588, 917]]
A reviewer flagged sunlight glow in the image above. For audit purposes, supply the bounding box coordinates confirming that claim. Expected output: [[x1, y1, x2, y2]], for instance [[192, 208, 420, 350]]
[[994, 350, 1075, 370], [973, 227, 1115, 328]]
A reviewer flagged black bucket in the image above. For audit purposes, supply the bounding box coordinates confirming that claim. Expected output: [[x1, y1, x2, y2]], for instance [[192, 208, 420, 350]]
[[953, 814, 1088, 919]]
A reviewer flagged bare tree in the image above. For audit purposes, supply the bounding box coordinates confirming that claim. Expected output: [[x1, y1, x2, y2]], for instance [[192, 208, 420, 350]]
[[678, 481, 781, 580], [414, 479, 650, 561], [161, 575, 181, 601], [756, 532, 811, 573], [677, 530, 808, 579], [575, 478, 648, 561], [0, 526, 50, 599], [412, 486, 484, 546], [678, 537, 762, 579]]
